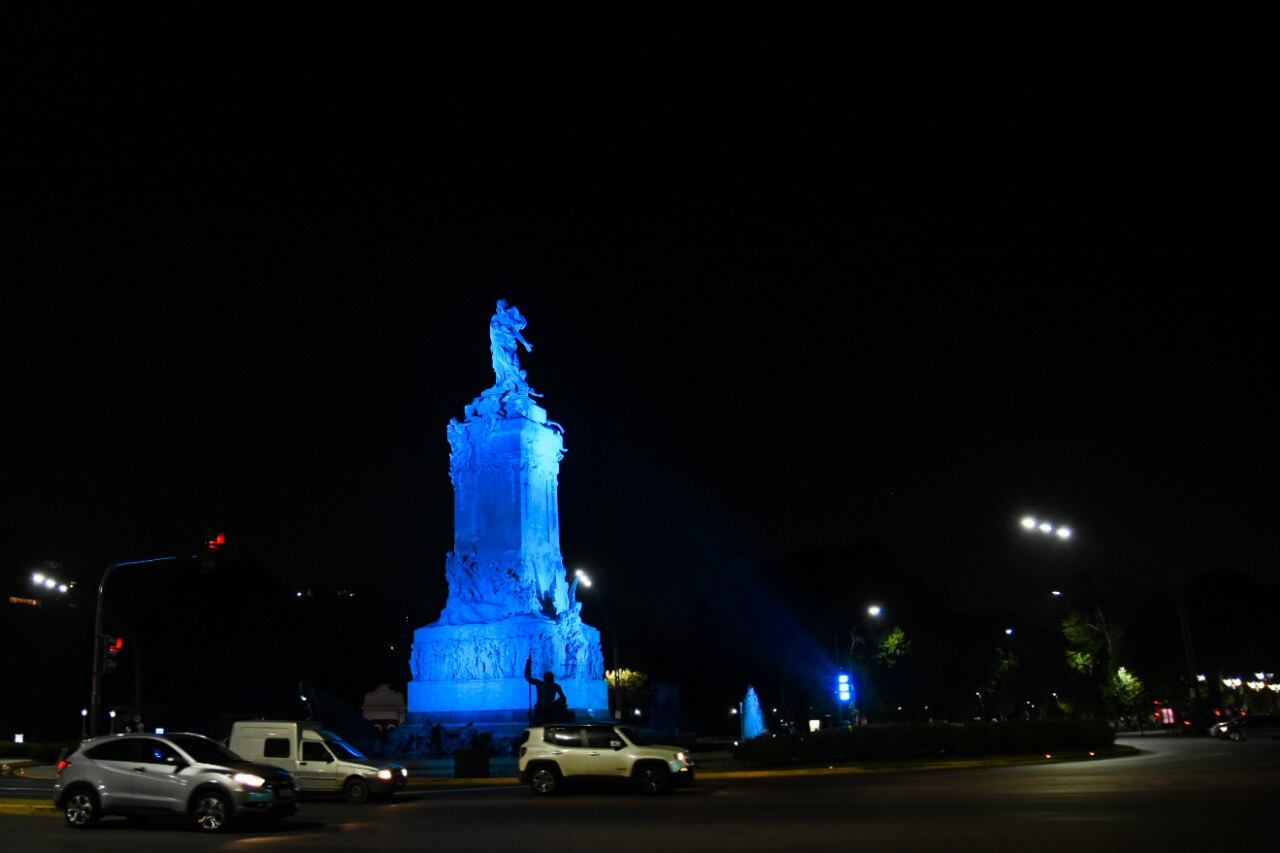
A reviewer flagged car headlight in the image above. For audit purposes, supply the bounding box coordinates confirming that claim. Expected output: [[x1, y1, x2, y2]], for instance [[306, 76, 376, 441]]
[[376, 769, 393, 781], [232, 772, 266, 788], [399, 768, 408, 777], [675, 752, 687, 764]]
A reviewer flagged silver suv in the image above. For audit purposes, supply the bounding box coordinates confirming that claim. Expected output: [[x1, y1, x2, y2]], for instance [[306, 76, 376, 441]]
[[518, 723, 694, 795], [54, 732, 298, 832]]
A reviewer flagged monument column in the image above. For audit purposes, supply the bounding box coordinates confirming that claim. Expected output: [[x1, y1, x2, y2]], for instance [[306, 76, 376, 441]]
[[407, 300, 608, 729]]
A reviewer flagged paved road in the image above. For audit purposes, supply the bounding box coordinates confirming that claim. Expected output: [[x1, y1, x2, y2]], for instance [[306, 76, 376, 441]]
[[2, 736, 1273, 851]]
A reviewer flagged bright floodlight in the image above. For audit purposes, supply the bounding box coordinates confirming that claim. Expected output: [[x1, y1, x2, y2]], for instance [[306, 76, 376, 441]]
[[1038, 522, 1053, 533], [1056, 527, 1072, 539], [867, 605, 882, 617], [1051, 590, 1062, 597], [1005, 627, 1014, 636], [44, 578, 56, 589], [1020, 517, 1037, 530], [58, 584, 68, 593], [32, 573, 45, 584]]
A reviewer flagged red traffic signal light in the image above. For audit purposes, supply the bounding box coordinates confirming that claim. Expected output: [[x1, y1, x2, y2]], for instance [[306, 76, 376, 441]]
[[201, 530, 226, 572], [102, 636, 124, 674]]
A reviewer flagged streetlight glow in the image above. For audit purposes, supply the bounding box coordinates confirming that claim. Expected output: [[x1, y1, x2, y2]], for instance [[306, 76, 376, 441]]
[[32, 573, 45, 584], [1038, 522, 1053, 533], [1020, 517, 1037, 530], [1056, 527, 1072, 539], [1005, 627, 1014, 636], [867, 605, 882, 617]]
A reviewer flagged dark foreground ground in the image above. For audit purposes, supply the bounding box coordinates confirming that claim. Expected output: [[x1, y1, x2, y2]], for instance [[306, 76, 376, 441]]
[[2, 735, 1273, 852]]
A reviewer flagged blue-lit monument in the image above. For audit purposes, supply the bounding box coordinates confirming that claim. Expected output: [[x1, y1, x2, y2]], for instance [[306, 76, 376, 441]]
[[407, 301, 608, 726]]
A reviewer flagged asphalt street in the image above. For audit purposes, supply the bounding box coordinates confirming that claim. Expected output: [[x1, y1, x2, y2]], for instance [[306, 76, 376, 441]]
[[2, 736, 1273, 851]]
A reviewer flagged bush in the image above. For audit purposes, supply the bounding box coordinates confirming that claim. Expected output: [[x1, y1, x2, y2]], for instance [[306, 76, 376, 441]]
[[733, 720, 1115, 767]]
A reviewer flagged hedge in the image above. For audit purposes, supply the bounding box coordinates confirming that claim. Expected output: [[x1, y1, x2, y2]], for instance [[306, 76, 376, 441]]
[[0, 741, 74, 763], [733, 719, 1115, 767]]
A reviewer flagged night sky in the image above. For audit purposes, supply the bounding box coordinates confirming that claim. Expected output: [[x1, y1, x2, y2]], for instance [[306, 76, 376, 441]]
[[5, 10, 1277, 684]]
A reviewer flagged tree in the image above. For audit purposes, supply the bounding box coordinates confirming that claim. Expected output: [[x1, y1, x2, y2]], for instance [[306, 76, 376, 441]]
[[1063, 608, 1144, 718], [876, 627, 912, 668], [606, 669, 649, 717]]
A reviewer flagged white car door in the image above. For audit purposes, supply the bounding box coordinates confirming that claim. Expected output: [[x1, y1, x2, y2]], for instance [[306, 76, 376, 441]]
[[127, 738, 192, 810]]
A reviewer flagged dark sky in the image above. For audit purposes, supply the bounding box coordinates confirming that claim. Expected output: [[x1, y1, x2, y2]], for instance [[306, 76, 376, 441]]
[[4, 9, 1276, 632]]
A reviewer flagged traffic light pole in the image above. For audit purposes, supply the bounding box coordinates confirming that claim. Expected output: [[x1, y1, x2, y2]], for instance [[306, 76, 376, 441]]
[[88, 555, 179, 737]]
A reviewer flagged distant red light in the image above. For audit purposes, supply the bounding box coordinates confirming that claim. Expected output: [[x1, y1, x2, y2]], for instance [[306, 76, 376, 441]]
[[208, 532, 226, 551]]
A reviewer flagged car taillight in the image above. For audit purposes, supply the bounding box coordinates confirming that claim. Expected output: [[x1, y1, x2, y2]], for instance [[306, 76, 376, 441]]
[[56, 760, 71, 776]]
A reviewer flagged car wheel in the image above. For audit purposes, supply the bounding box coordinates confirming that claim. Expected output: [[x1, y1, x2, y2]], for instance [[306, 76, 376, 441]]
[[633, 763, 670, 795], [192, 790, 233, 833], [344, 777, 371, 804], [529, 765, 561, 796], [63, 788, 101, 829]]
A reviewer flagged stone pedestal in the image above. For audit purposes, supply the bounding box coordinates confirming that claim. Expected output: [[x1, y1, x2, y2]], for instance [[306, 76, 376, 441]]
[[408, 615, 608, 722]]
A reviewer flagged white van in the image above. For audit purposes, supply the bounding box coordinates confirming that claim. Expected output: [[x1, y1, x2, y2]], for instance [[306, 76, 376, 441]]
[[229, 721, 406, 802]]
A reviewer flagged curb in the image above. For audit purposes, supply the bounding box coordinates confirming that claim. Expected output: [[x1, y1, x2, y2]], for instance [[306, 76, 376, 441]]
[[702, 746, 1139, 780], [0, 800, 57, 816]]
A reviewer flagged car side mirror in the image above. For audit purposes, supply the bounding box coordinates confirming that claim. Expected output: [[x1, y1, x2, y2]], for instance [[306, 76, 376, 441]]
[[610, 740, 624, 750]]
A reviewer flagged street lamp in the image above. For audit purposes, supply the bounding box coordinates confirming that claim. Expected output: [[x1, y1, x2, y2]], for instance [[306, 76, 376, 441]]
[[1019, 516, 1072, 541], [867, 605, 883, 618], [80, 709, 87, 738], [569, 568, 592, 605], [575, 568, 621, 720], [31, 569, 73, 595], [108, 710, 117, 734]]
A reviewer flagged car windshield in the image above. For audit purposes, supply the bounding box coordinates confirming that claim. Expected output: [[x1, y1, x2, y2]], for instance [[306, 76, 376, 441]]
[[320, 731, 366, 760], [169, 735, 243, 765], [616, 727, 654, 746]]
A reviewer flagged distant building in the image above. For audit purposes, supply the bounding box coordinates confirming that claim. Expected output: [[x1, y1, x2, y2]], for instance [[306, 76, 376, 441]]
[[361, 684, 407, 732]]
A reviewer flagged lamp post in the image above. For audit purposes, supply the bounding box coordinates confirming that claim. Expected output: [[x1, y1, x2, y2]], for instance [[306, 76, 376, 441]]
[[575, 568, 622, 720], [80, 708, 87, 739], [108, 710, 117, 735], [845, 605, 882, 724]]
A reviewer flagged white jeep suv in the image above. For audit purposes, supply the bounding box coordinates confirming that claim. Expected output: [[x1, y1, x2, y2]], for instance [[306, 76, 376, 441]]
[[518, 724, 694, 795]]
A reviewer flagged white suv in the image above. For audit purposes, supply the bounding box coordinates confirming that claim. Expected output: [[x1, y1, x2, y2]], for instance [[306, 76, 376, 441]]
[[518, 724, 694, 795]]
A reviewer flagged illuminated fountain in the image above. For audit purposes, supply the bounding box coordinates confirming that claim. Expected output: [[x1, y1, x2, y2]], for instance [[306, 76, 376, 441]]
[[742, 686, 767, 740], [406, 301, 608, 727]]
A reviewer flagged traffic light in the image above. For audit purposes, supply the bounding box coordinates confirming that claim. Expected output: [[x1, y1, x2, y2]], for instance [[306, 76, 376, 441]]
[[201, 530, 226, 573], [102, 636, 124, 674]]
